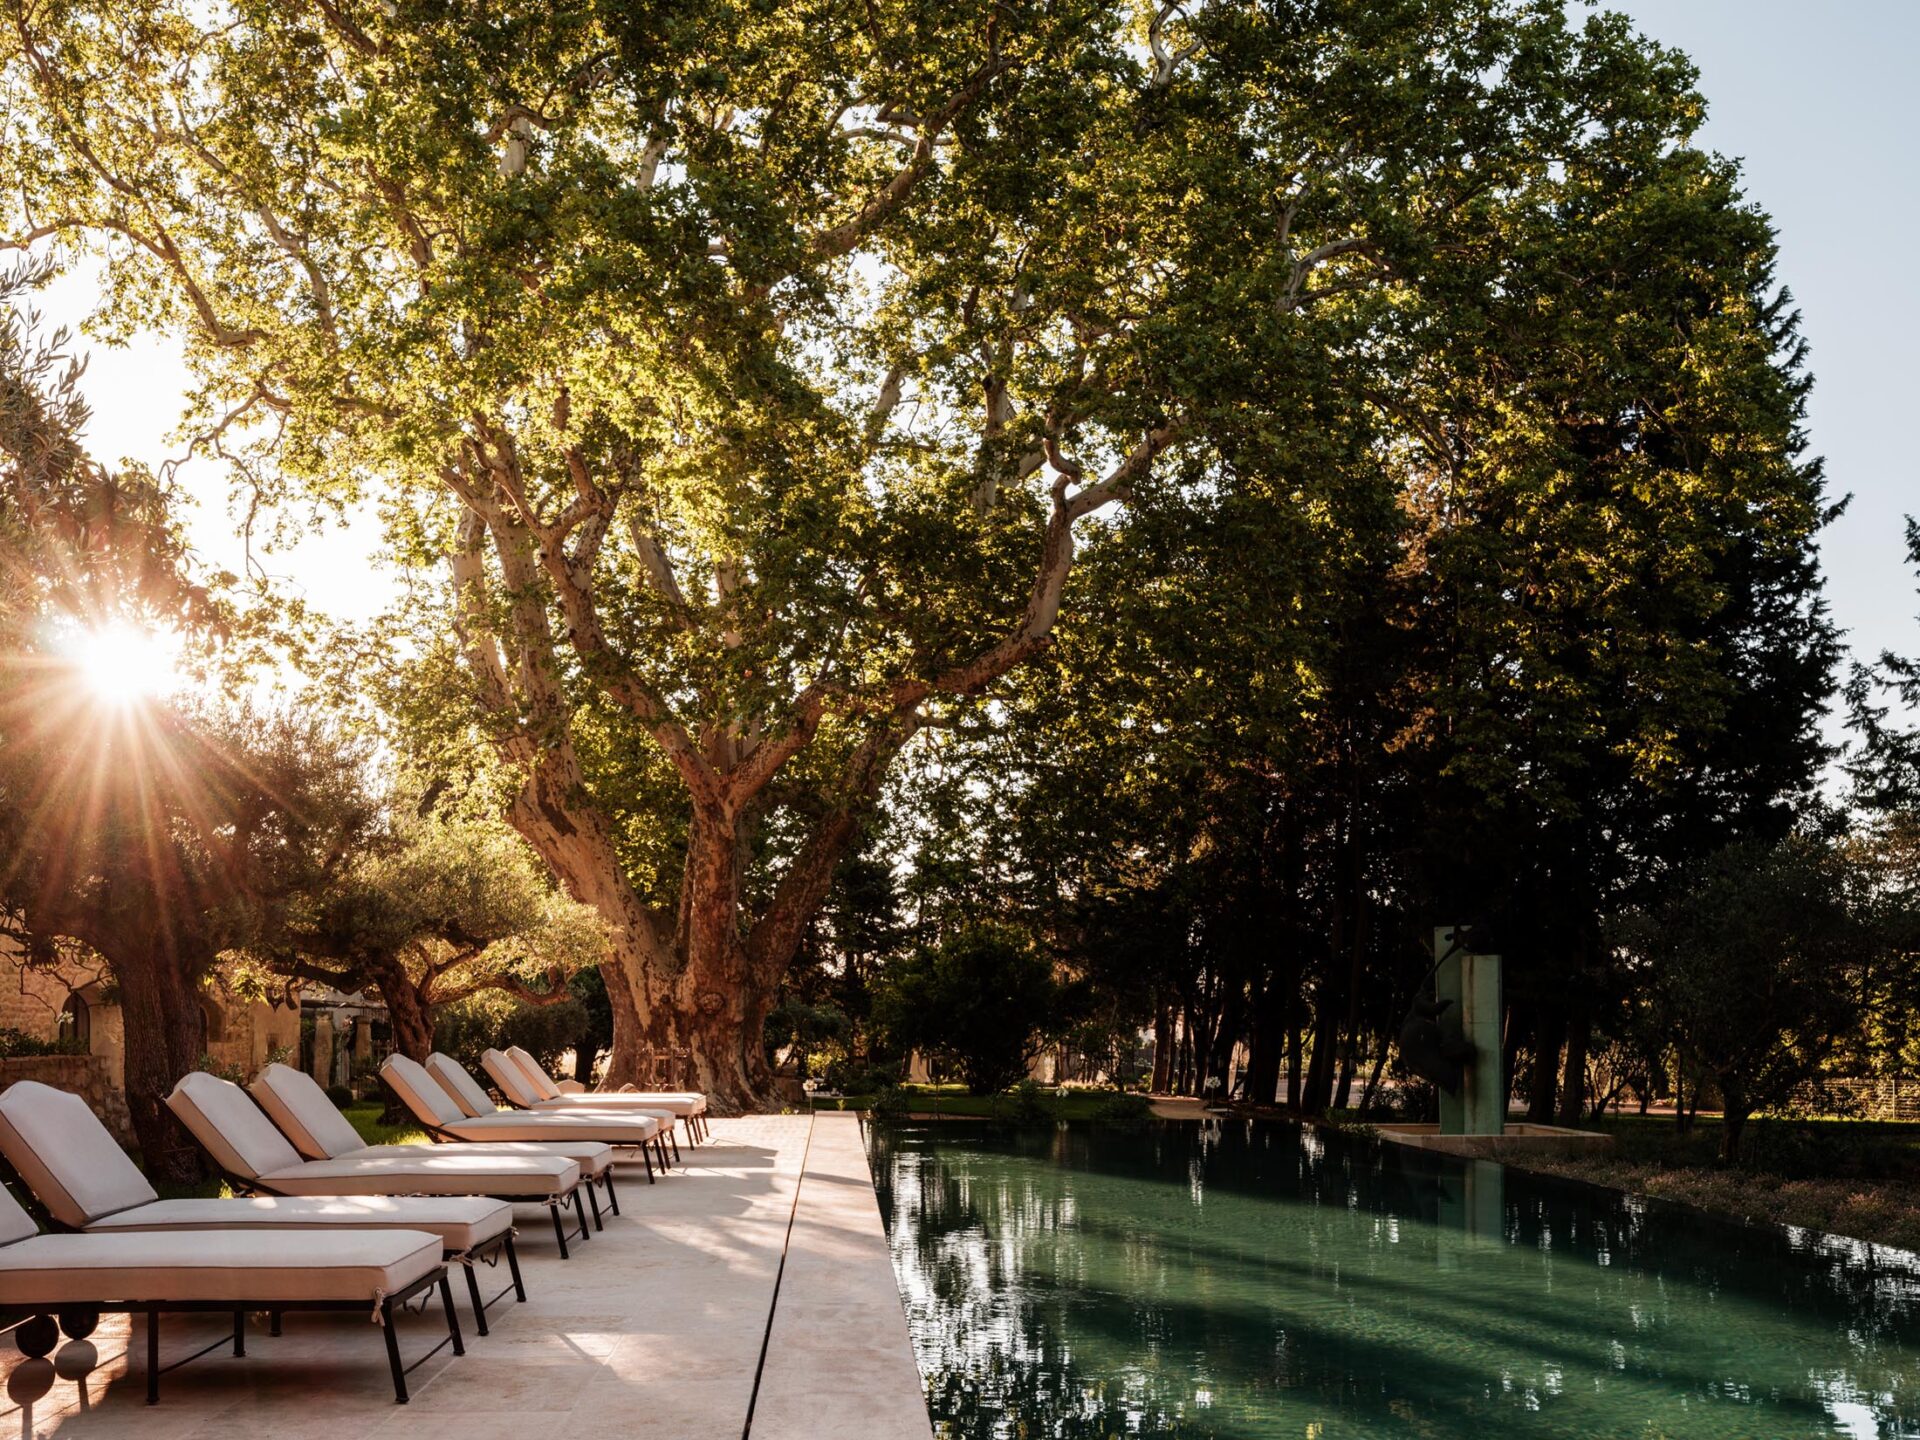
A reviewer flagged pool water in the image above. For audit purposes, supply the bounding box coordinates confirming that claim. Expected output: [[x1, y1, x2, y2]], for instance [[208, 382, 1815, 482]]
[[867, 1119, 1920, 1439]]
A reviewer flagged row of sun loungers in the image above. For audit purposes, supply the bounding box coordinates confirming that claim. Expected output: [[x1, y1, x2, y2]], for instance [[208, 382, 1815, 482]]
[[0, 1051, 713, 1403]]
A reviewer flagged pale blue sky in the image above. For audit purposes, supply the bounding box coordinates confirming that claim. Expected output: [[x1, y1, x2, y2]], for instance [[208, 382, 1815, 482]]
[[1613, 0, 1920, 692], [41, 4, 1920, 716]]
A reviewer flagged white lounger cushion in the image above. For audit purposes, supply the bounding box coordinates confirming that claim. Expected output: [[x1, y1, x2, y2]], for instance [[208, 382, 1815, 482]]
[[255, 1062, 612, 1176], [0, 1081, 516, 1250], [503, 1047, 707, 1115], [250, 1063, 370, 1159], [383, 1054, 471, 1128], [3, 1228, 442, 1307], [255, 1151, 579, 1199], [426, 1053, 498, 1118], [167, 1070, 306, 1179], [442, 1112, 660, 1145], [353, 1139, 616, 1179], [0, 1081, 158, 1228], [88, 1194, 514, 1253], [168, 1071, 580, 1199], [483, 1049, 688, 1122]]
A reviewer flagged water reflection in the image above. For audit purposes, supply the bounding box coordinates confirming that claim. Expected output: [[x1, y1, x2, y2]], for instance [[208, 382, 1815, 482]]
[[869, 1119, 1920, 1439]]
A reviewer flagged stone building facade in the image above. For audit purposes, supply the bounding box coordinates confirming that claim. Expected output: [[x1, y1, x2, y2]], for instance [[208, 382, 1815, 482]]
[[1, 943, 305, 1135]]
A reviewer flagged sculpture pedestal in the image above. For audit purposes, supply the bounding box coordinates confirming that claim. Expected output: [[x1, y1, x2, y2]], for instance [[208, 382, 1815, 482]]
[[1435, 929, 1504, 1137]]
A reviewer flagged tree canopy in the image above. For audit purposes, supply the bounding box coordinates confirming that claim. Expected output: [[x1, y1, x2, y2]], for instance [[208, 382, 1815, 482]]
[[0, 0, 1839, 1108]]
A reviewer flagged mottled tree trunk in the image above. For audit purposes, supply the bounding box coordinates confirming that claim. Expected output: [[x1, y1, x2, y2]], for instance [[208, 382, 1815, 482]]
[[371, 956, 436, 1063], [115, 952, 206, 1185]]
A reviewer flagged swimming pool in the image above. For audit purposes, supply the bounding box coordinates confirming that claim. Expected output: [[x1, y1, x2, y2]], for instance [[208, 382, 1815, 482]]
[[868, 1118, 1920, 1439]]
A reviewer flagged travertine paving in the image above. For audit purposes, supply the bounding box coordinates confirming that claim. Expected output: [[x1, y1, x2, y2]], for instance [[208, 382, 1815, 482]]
[[0, 1113, 930, 1440]]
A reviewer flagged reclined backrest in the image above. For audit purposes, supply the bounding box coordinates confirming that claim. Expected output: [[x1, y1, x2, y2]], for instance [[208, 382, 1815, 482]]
[[0, 1080, 158, 1227], [425, 1054, 496, 1119], [482, 1049, 542, 1108], [381, 1054, 468, 1127], [0, 1180, 37, 1247], [506, 1046, 564, 1100], [165, 1071, 304, 1180], [250, 1063, 369, 1160]]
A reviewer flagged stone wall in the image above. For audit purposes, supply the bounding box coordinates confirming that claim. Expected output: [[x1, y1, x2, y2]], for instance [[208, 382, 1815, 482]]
[[0, 943, 97, 1042], [0, 1054, 134, 1146]]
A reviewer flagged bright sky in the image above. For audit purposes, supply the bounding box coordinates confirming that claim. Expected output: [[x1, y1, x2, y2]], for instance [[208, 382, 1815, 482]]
[[35, 3, 1920, 717]]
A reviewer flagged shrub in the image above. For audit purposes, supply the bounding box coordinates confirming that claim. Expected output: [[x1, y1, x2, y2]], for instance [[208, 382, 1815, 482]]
[[324, 1084, 355, 1109], [1087, 1090, 1153, 1124], [0, 1027, 86, 1059], [869, 1085, 910, 1120], [433, 993, 590, 1082], [991, 1079, 1053, 1127]]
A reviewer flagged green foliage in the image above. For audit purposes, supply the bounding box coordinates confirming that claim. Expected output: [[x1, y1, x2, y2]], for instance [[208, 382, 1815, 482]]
[[323, 1084, 355, 1109], [432, 992, 591, 1084], [874, 925, 1064, 1096], [0, 1027, 85, 1059], [1619, 836, 1881, 1158], [194, 1053, 250, 1086], [0, 0, 1837, 1104], [990, 1080, 1053, 1128]]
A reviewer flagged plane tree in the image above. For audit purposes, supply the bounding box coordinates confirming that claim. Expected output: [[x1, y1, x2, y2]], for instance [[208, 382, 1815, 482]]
[[0, 0, 1790, 1105]]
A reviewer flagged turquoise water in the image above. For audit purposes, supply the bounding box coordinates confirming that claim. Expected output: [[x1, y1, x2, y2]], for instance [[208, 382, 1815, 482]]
[[867, 1120, 1920, 1439]]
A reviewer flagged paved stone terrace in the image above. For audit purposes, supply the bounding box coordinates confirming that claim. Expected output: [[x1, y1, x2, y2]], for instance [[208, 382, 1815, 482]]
[[0, 1113, 932, 1440]]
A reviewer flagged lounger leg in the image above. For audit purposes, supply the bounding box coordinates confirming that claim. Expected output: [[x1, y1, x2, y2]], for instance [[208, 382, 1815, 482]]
[[146, 1308, 160, 1405], [269, 1310, 282, 1338], [232, 1310, 246, 1356], [657, 1135, 671, 1171], [641, 1142, 655, 1183], [551, 1201, 572, 1259], [439, 1274, 466, 1357], [670, 1129, 681, 1164], [602, 1170, 620, 1216], [462, 1260, 489, 1337], [505, 1234, 528, 1302], [571, 1185, 590, 1241], [585, 1177, 604, 1231], [381, 1297, 408, 1404]]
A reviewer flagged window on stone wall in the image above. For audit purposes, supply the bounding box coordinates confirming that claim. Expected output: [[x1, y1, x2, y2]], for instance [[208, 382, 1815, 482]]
[[58, 992, 90, 1052]]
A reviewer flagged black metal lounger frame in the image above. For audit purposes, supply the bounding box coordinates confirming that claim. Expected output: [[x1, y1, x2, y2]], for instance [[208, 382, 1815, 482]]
[[2, 1255, 462, 1403]]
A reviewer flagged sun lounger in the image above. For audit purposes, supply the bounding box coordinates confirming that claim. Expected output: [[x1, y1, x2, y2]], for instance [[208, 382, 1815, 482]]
[[251, 1061, 624, 1221], [0, 1080, 524, 1334], [0, 1177, 457, 1403], [165, 1071, 593, 1257], [384, 1054, 673, 1179], [488, 1045, 711, 1141], [427, 1051, 678, 1165]]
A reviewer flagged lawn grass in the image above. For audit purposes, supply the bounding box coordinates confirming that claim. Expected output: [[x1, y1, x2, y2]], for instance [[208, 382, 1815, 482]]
[[341, 1100, 429, 1148], [1508, 1112, 1920, 1254]]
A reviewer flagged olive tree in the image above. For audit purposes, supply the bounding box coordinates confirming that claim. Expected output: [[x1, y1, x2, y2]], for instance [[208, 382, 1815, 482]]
[[257, 814, 612, 1062]]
